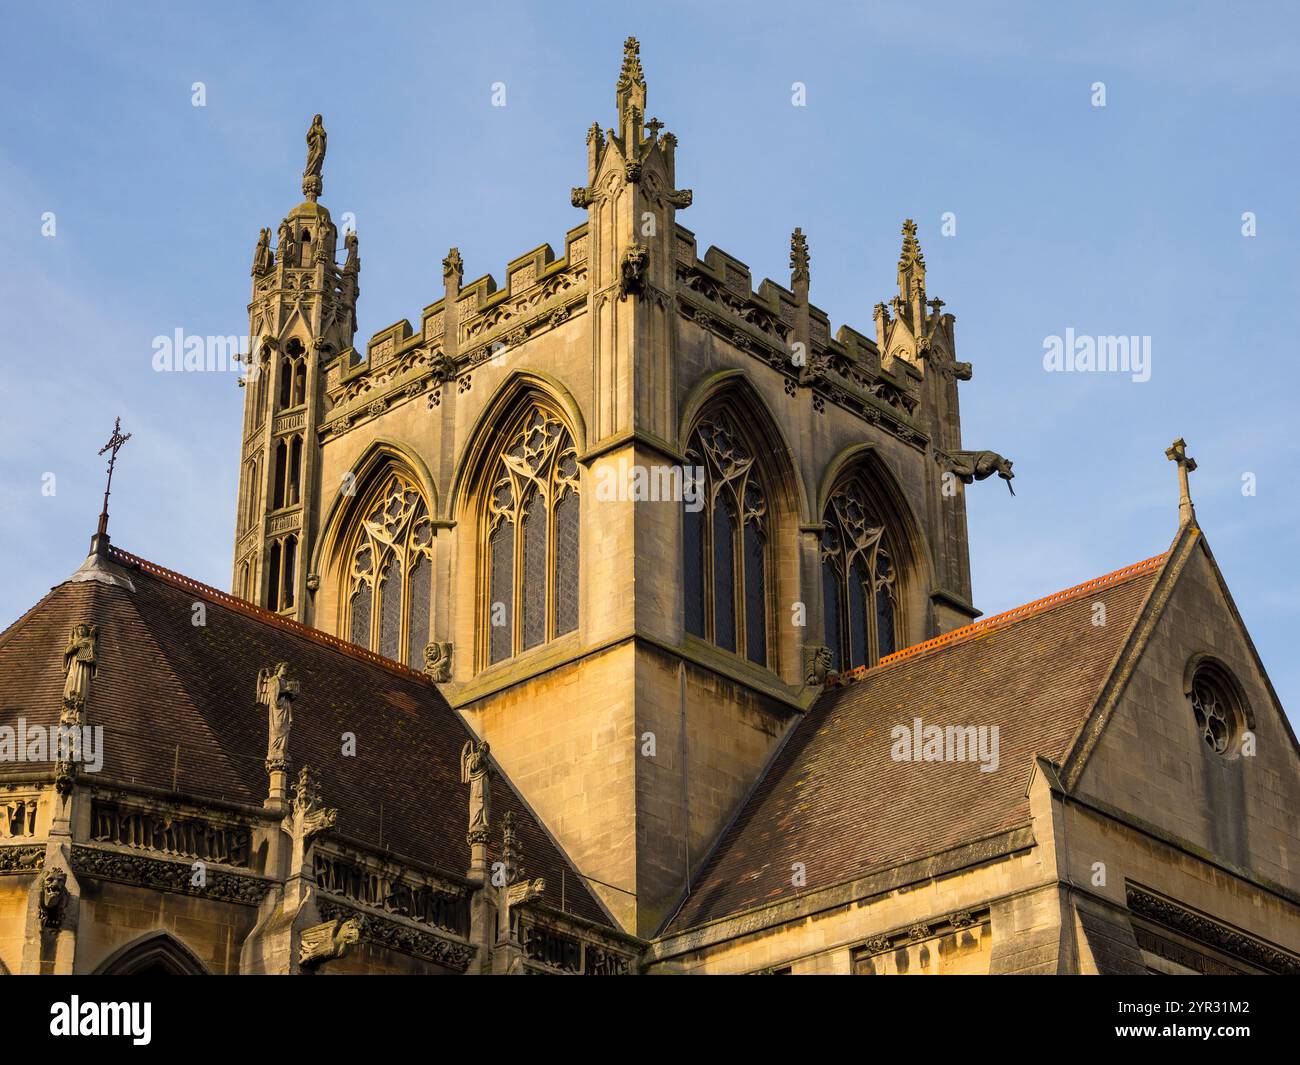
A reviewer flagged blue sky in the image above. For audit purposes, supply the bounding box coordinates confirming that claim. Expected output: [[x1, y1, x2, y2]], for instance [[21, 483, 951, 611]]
[[1, 2, 1297, 719]]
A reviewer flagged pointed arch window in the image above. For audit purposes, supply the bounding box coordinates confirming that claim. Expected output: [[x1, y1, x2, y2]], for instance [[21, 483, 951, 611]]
[[344, 473, 435, 667], [682, 413, 770, 668], [481, 407, 581, 666], [271, 435, 302, 510], [820, 479, 897, 672], [278, 339, 306, 411]]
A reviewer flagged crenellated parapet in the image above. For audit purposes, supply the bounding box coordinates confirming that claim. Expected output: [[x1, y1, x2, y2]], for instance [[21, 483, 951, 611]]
[[673, 225, 931, 452], [319, 226, 590, 441]]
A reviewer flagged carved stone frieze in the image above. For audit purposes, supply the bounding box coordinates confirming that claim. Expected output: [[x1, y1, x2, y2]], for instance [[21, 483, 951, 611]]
[[312, 848, 469, 937], [70, 845, 272, 905], [0, 844, 44, 873], [317, 897, 475, 972], [1126, 885, 1300, 975]]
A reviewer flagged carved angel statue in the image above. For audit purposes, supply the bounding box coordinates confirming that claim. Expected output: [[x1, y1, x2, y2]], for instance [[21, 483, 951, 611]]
[[945, 450, 1016, 495], [460, 740, 492, 837], [257, 662, 300, 763], [252, 227, 273, 275], [62, 623, 98, 706]]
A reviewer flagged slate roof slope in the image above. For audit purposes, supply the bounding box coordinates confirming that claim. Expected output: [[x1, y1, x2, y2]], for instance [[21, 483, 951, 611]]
[[0, 545, 612, 928], [666, 552, 1168, 934]]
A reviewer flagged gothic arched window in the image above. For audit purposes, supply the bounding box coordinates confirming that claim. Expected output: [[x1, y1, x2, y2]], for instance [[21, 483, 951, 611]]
[[820, 478, 898, 672], [482, 407, 580, 666], [278, 339, 306, 411], [344, 473, 435, 667], [682, 413, 770, 668], [267, 534, 297, 612], [271, 435, 303, 510]]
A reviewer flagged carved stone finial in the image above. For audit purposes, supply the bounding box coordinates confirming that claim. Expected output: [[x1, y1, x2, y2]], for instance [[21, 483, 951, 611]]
[[501, 810, 523, 885], [62, 623, 98, 708], [897, 218, 926, 303], [423, 641, 453, 683], [39, 869, 68, 930], [1165, 437, 1198, 525], [617, 36, 645, 95], [586, 121, 605, 148], [790, 227, 810, 287], [284, 766, 336, 847], [257, 662, 299, 771], [303, 114, 327, 201], [616, 37, 647, 144], [442, 247, 464, 288], [460, 740, 492, 843]]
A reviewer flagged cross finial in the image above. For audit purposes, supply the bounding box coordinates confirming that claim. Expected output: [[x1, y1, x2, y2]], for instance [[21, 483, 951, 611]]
[[92, 416, 131, 554], [1164, 437, 1198, 526]]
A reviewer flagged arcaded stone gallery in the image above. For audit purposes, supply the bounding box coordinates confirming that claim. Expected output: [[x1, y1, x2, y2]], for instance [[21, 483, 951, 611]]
[[2, 40, 1298, 975]]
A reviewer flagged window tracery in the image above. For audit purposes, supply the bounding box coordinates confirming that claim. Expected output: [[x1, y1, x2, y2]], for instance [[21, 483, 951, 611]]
[[344, 473, 435, 667], [482, 407, 580, 666], [682, 413, 770, 667], [820, 477, 898, 672], [1188, 662, 1247, 756]]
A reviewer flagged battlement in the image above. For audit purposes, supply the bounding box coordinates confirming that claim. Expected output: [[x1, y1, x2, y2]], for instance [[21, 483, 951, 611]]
[[319, 224, 590, 439], [673, 223, 931, 449]]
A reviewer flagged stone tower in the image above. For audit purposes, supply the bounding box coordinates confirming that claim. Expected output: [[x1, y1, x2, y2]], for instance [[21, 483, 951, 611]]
[[232, 115, 360, 618], [228, 41, 1009, 936]]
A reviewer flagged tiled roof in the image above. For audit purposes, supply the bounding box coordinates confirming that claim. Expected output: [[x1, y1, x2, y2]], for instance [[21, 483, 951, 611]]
[[665, 553, 1166, 934], [0, 546, 612, 928]]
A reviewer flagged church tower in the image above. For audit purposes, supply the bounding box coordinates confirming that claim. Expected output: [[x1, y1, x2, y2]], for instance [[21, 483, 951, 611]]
[[228, 42, 1010, 937], [232, 116, 360, 618]]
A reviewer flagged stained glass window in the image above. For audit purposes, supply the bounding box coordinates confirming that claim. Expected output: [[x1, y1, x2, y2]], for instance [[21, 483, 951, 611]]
[[481, 406, 581, 666], [681, 413, 770, 668], [820, 478, 899, 670]]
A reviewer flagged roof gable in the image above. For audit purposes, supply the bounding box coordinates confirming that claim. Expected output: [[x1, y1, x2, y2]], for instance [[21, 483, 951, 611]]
[[1070, 529, 1300, 893], [664, 553, 1166, 934]]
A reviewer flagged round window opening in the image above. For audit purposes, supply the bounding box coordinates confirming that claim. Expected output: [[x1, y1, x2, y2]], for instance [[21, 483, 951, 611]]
[[1186, 663, 1247, 757]]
